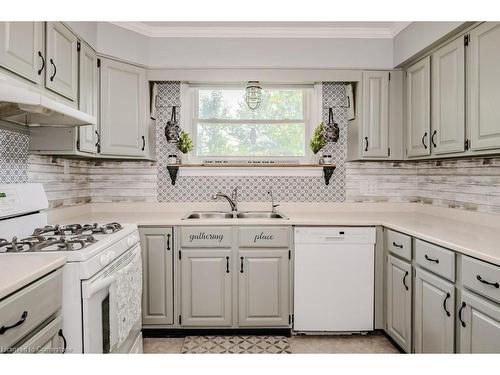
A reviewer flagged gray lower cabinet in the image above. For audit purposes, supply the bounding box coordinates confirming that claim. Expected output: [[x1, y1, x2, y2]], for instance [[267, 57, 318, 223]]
[[386, 254, 412, 352], [180, 249, 232, 326], [414, 267, 455, 353], [238, 249, 290, 327], [140, 227, 174, 325], [459, 290, 500, 353]]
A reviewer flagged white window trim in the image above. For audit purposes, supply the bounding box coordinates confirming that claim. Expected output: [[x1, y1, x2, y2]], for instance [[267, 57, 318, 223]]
[[179, 82, 323, 166]]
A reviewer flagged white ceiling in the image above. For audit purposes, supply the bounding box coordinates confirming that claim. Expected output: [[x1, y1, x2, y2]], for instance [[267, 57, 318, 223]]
[[111, 21, 411, 39]]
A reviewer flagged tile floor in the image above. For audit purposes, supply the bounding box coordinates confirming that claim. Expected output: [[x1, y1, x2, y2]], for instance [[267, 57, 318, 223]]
[[143, 333, 400, 354]]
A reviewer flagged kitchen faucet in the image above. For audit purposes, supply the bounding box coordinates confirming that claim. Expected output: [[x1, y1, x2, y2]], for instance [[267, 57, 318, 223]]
[[212, 187, 239, 212], [268, 190, 280, 213]]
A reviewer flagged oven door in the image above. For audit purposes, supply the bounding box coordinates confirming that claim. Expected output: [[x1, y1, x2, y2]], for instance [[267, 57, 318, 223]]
[[81, 244, 142, 353]]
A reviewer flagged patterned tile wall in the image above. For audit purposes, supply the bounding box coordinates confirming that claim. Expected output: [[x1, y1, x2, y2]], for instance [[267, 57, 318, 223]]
[[0, 128, 28, 184], [156, 82, 348, 202]]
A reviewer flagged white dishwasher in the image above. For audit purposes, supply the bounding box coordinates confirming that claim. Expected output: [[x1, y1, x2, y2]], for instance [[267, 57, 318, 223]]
[[294, 227, 376, 332]]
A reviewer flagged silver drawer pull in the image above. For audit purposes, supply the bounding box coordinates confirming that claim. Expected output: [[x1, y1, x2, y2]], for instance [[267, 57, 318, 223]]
[[476, 275, 500, 288]]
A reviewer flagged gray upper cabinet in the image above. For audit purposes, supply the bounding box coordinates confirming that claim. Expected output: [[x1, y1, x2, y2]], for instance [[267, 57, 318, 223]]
[[78, 43, 99, 154], [100, 58, 147, 157], [45, 22, 78, 101], [468, 22, 500, 151], [0, 22, 45, 84], [238, 249, 290, 327], [386, 254, 412, 353], [362, 71, 389, 158], [414, 267, 455, 353], [431, 37, 465, 155], [459, 290, 500, 353], [140, 227, 174, 326], [180, 249, 232, 327], [406, 56, 431, 158]]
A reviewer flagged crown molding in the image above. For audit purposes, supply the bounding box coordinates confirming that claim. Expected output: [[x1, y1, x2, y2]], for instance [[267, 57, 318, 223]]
[[110, 22, 412, 39]]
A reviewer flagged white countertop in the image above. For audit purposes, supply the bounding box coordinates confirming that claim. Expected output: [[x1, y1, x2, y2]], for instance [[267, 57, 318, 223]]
[[0, 253, 66, 300], [47, 202, 500, 266]]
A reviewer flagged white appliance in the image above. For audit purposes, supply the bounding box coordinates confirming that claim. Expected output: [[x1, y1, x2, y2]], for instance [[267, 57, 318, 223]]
[[0, 183, 143, 353], [294, 227, 376, 332], [0, 72, 96, 127]]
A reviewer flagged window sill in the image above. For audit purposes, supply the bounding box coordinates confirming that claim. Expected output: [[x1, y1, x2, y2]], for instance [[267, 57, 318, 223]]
[[173, 163, 335, 177]]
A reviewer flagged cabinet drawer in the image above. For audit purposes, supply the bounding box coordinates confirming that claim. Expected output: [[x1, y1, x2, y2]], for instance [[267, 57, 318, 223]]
[[239, 227, 289, 248], [0, 269, 62, 350], [415, 239, 455, 281], [462, 256, 500, 304], [14, 315, 63, 353], [180, 227, 232, 248], [386, 229, 412, 260]]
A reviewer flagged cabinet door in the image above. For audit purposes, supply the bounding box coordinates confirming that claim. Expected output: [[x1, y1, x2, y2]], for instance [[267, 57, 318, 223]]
[[431, 37, 465, 155], [406, 56, 431, 157], [362, 71, 389, 158], [386, 254, 412, 353], [459, 291, 500, 353], [468, 22, 500, 151], [140, 228, 174, 325], [0, 22, 44, 84], [180, 249, 232, 326], [45, 22, 78, 101], [100, 58, 147, 157], [238, 249, 290, 327], [13, 315, 65, 354], [414, 267, 455, 353], [78, 43, 99, 154]]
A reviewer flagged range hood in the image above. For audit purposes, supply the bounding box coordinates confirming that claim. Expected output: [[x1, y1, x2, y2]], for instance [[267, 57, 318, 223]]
[[0, 74, 96, 127]]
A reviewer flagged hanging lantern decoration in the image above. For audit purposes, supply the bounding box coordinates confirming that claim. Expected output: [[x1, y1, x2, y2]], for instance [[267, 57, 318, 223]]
[[245, 81, 262, 110]]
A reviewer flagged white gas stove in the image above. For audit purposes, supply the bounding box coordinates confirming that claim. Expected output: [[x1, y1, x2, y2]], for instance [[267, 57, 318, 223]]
[[0, 183, 143, 354]]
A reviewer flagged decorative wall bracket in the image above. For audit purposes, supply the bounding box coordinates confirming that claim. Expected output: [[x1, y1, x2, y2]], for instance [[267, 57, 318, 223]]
[[322, 166, 336, 185], [167, 165, 179, 185]]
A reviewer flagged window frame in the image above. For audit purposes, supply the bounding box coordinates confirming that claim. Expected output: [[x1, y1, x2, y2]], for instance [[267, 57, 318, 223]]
[[181, 83, 318, 165]]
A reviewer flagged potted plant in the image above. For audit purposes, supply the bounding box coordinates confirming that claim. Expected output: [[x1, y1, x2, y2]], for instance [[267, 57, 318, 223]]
[[310, 122, 327, 155], [176, 131, 194, 163]]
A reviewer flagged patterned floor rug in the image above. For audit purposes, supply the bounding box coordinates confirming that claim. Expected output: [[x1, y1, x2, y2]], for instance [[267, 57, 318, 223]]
[[181, 335, 291, 354]]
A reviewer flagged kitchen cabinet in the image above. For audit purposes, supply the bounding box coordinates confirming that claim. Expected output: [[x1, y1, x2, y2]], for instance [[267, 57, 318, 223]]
[[100, 58, 148, 157], [0, 22, 45, 85], [238, 249, 290, 327], [14, 315, 65, 354], [346, 71, 403, 161], [78, 42, 99, 154], [180, 249, 232, 326], [467, 22, 500, 151], [414, 267, 455, 353], [431, 37, 465, 155], [405, 56, 431, 158], [45, 22, 79, 101], [140, 227, 174, 326], [386, 254, 412, 353], [459, 290, 500, 353], [362, 71, 389, 158]]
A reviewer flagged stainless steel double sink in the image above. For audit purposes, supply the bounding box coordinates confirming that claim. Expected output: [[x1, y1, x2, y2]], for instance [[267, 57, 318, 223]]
[[183, 211, 288, 220]]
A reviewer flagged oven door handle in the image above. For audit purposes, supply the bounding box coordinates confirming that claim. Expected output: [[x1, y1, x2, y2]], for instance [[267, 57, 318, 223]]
[[82, 275, 116, 299]]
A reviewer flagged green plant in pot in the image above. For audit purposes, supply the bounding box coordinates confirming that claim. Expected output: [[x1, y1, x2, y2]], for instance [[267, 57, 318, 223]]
[[176, 131, 194, 162], [310, 122, 327, 154]]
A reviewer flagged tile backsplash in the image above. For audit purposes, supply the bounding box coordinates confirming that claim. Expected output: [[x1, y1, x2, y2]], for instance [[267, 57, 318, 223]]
[[0, 79, 499, 214], [155, 82, 347, 202], [0, 128, 28, 183]]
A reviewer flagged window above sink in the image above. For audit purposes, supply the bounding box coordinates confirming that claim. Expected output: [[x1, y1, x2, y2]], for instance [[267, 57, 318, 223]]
[[181, 83, 320, 166]]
